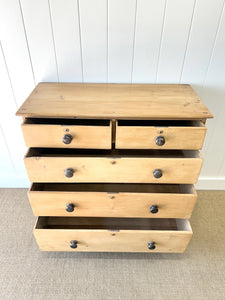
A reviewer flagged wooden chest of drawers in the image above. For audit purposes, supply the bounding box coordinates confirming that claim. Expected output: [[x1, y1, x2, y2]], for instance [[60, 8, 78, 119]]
[[16, 83, 213, 253]]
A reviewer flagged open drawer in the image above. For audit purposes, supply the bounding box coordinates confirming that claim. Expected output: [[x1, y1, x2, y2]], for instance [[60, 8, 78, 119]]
[[29, 183, 197, 218], [116, 120, 206, 150], [21, 118, 112, 149], [34, 217, 192, 252], [24, 149, 203, 184]]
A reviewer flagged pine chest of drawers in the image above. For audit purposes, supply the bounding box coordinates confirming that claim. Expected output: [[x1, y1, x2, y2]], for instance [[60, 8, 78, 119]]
[[16, 83, 213, 253]]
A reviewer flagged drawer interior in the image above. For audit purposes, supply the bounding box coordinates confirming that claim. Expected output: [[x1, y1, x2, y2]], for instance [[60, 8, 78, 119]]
[[117, 120, 204, 127], [30, 183, 195, 194], [26, 148, 200, 158], [36, 217, 191, 231], [24, 118, 111, 126]]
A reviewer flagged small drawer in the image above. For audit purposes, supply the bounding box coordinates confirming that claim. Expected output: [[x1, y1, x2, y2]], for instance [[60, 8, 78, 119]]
[[116, 120, 206, 150], [24, 149, 203, 184], [29, 183, 197, 218], [21, 118, 112, 149], [34, 217, 192, 252]]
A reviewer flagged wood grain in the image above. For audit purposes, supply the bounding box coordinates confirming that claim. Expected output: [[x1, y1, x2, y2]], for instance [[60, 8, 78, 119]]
[[21, 120, 112, 149], [16, 83, 213, 119], [34, 217, 192, 252], [28, 184, 197, 218], [24, 149, 203, 184], [35, 216, 178, 229], [116, 120, 206, 149]]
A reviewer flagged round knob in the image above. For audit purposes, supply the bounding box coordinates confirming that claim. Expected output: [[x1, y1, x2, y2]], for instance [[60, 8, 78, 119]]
[[150, 205, 158, 214], [66, 203, 75, 212], [153, 169, 162, 178], [148, 242, 156, 250], [64, 168, 74, 178], [155, 135, 165, 146], [62, 134, 73, 144], [70, 240, 78, 249]]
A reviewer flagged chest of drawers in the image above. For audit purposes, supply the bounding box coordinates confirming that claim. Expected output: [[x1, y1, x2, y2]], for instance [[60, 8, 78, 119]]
[[16, 83, 212, 253]]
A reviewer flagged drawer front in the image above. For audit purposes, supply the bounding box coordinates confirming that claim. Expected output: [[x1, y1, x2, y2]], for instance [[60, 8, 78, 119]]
[[25, 154, 203, 184], [116, 120, 206, 150], [21, 120, 112, 149], [34, 218, 192, 253], [28, 186, 197, 218]]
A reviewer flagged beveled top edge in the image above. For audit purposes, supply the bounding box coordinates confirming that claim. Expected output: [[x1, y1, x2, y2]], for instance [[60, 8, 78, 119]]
[[16, 83, 213, 119]]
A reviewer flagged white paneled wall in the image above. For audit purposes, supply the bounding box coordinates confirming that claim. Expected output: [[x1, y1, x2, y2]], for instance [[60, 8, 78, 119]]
[[50, 0, 82, 82], [0, 0, 225, 189]]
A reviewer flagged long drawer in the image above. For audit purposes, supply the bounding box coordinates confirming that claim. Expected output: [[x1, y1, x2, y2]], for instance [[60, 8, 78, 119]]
[[21, 118, 112, 149], [116, 120, 206, 150], [29, 183, 197, 218], [24, 149, 203, 184], [34, 217, 192, 252]]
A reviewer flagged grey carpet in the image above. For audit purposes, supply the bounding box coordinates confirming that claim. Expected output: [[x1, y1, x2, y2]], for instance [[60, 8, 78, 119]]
[[0, 189, 224, 300]]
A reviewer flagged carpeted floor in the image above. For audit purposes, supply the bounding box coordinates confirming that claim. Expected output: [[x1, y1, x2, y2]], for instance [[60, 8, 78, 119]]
[[0, 189, 224, 300]]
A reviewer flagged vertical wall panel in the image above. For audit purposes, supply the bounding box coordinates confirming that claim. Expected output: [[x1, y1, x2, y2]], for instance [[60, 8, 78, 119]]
[[132, 0, 165, 83], [0, 0, 225, 187], [0, 45, 27, 179], [220, 155, 225, 176], [20, 0, 58, 82], [156, 0, 195, 83], [79, 0, 107, 82], [108, 0, 136, 82], [0, 126, 15, 185], [198, 6, 225, 177], [49, 0, 82, 82], [180, 0, 224, 84], [179, 0, 224, 163], [0, 0, 35, 106]]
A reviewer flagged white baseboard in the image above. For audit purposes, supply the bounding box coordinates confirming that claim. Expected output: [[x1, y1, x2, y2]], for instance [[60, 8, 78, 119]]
[[0, 175, 30, 188], [0, 175, 225, 190], [195, 177, 225, 190]]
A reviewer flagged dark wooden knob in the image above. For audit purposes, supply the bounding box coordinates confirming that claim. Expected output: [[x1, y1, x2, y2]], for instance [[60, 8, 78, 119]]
[[150, 205, 158, 214], [66, 203, 75, 212], [155, 135, 165, 146], [153, 169, 162, 178], [70, 240, 78, 249], [64, 168, 74, 178], [148, 242, 156, 250], [62, 134, 73, 144]]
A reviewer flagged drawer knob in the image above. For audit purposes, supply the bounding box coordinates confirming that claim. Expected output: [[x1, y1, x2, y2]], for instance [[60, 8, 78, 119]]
[[63, 134, 73, 144], [148, 242, 156, 250], [153, 169, 162, 178], [150, 205, 158, 214], [70, 240, 78, 249], [155, 135, 165, 146], [64, 168, 74, 178], [66, 203, 75, 212]]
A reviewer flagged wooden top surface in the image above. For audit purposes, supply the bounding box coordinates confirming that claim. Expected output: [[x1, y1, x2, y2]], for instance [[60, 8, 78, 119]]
[[16, 83, 213, 119]]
